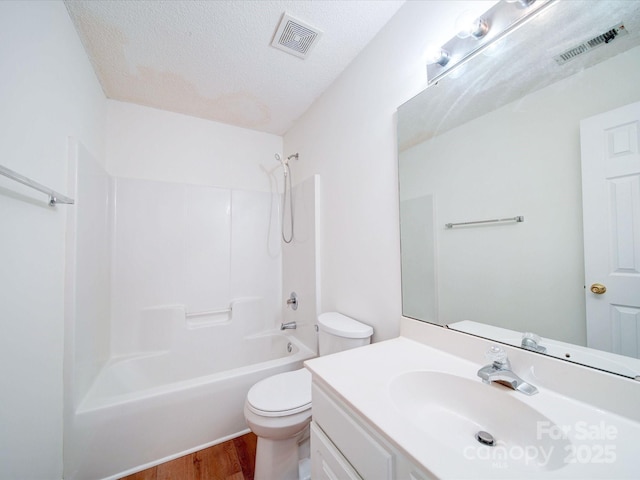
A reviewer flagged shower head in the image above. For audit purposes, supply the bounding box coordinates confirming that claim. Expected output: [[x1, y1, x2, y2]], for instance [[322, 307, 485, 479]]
[[275, 153, 288, 168], [274, 153, 299, 175], [275, 153, 298, 166], [274, 153, 289, 176]]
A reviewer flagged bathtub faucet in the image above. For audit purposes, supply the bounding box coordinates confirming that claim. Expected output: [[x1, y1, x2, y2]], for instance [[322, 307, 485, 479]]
[[280, 321, 297, 330]]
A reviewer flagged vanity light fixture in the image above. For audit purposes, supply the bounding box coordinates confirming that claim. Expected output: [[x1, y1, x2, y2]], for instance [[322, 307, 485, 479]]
[[426, 0, 556, 85]]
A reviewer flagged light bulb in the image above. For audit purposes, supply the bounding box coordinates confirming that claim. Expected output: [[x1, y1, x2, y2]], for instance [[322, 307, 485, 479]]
[[425, 45, 450, 66], [456, 11, 490, 39], [455, 11, 476, 39], [469, 18, 490, 39]]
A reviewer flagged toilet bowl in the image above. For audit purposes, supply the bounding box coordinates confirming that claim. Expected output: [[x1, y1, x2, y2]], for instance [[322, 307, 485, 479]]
[[244, 368, 312, 480], [244, 312, 373, 480]]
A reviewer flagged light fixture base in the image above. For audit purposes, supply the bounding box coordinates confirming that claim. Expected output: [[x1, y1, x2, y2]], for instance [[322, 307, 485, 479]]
[[427, 0, 556, 85]]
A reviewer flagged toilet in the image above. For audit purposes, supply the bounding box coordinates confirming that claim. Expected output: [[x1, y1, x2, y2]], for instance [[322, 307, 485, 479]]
[[244, 312, 373, 480]]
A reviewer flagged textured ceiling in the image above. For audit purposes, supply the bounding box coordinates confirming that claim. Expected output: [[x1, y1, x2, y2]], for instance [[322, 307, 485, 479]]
[[64, 0, 405, 135]]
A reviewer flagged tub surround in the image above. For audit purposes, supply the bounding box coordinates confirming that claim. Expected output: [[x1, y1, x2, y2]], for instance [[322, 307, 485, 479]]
[[63, 146, 321, 479], [305, 318, 640, 479], [109, 177, 283, 357], [282, 175, 321, 352]]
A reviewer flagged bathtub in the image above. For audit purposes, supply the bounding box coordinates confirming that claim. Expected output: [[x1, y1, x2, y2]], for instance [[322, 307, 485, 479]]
[[66, 330, 315, 480]]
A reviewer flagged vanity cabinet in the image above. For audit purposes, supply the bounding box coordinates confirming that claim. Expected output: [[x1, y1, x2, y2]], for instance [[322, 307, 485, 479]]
[[311, 381, 431, 480]]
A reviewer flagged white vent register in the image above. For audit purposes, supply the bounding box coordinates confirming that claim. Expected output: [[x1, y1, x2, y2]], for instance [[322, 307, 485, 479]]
[[271, 13, 322, 59], [554, 23, 628, 65]]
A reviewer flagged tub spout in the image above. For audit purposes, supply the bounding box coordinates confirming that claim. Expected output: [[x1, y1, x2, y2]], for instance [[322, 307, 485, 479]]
[[280, 321, 297, 330]]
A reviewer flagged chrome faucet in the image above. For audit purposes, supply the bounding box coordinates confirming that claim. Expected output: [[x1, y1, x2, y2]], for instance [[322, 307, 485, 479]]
[[477, 345, 538, 395], [521, 332, 547, 353], [280, 321, 297, 330]]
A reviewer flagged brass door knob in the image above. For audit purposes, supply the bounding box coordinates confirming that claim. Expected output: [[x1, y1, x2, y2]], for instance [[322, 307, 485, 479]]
[[590, 283, 607, 295]]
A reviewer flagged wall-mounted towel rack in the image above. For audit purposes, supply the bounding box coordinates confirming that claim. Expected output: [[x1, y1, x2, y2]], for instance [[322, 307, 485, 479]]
[[0, 164, 74, 206], [445, 215, 524, 229]]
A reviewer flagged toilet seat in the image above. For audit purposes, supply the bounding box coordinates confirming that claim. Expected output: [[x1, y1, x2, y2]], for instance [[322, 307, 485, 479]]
[[246, 368, 311, 417]]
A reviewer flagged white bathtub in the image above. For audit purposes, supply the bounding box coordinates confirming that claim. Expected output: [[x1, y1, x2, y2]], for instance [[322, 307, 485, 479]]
[[67, 331, 315, 480]]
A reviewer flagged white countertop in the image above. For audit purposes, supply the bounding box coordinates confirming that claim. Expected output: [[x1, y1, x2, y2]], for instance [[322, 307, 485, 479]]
[[305, 336, 640, 479]]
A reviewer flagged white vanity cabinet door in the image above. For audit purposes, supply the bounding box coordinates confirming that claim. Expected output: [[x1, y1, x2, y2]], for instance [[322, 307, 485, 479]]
[[311, 421, 362, 480], [311, 382, 434, 480], [313, 383, 393, 479]]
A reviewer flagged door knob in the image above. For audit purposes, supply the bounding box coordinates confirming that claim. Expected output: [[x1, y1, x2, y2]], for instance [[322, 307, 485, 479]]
[[590, 283, 607, 295]]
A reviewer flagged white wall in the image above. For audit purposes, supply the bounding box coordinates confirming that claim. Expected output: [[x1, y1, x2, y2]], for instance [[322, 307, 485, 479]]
[[106, 100, 283, 192], [0, 1, 106, 478], [283, 1, 494, 342]]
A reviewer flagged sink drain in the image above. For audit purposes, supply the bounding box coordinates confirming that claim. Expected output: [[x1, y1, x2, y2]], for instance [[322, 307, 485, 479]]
[[475, 431, 495, 446]]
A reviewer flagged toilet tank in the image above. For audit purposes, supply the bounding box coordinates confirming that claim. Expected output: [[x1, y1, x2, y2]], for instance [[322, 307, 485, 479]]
[[317, 312, 373, 356]]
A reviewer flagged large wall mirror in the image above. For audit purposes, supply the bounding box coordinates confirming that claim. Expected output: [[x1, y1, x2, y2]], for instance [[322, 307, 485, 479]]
[[398, 0, 640, 378]]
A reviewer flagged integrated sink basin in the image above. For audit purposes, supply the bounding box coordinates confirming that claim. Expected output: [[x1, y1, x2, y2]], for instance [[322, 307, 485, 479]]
[[306, 336, 640, 479], [389, 371, 571, 472]]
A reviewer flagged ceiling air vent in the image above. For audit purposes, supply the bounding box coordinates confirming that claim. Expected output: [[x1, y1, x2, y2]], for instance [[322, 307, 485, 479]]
[[554, 23, 628, 65], [271, 13, 322, 59]]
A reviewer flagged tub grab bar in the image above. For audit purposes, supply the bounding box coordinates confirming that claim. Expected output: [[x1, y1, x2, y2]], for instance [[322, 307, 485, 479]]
[[0, 164, 74, 206], [186, 307, 232, 318]]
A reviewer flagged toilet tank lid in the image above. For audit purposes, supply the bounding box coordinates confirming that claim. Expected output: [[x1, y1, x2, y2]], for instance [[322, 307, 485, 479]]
[[318, 312, 373, 339]]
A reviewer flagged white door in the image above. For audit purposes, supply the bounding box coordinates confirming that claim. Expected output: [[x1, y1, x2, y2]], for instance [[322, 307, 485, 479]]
[[581, 101, 640, 358]]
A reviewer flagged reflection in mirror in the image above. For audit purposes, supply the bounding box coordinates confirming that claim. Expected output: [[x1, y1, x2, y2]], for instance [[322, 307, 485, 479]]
[[398, 0, 640, 378]]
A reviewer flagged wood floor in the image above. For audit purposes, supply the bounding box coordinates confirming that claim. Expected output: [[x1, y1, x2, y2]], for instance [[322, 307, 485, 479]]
[[120, 432, 257, 480]]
